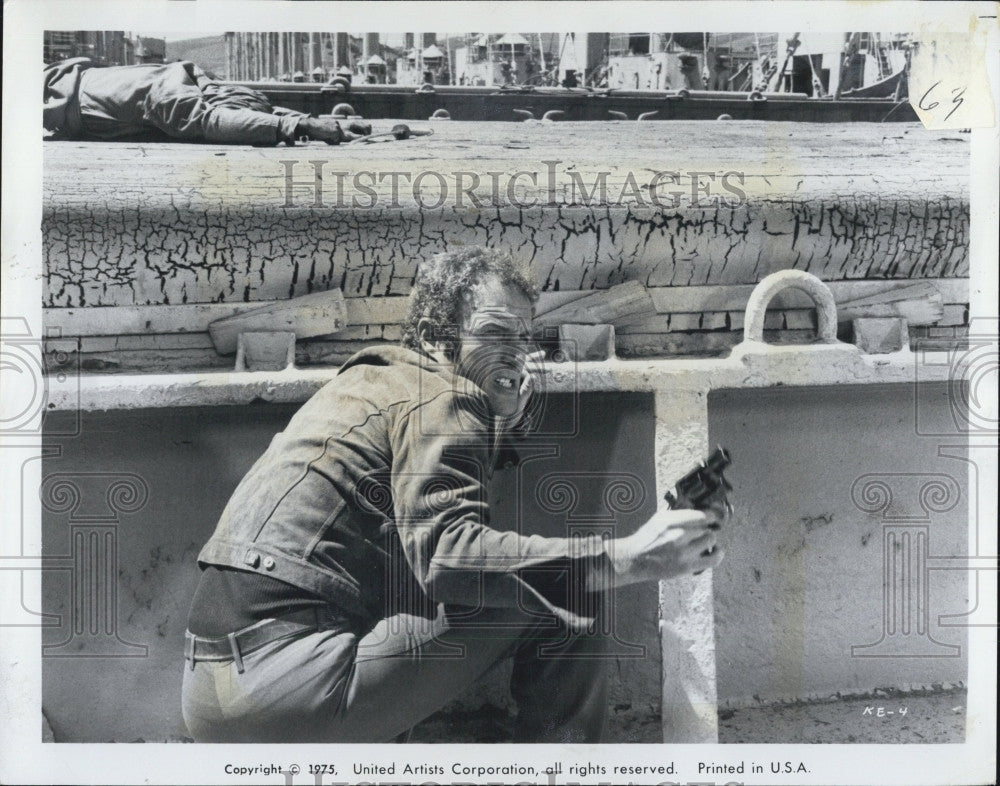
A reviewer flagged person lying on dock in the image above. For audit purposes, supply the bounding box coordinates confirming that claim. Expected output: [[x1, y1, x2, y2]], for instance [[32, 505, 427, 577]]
[[43, 58, 370, 145]]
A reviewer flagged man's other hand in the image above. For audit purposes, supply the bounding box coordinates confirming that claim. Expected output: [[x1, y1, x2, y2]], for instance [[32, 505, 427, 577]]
[[510, 349, 545, 427], [295, 117, 370, 145], [344, 120, 373, 137], [607, 505, 728, 586]]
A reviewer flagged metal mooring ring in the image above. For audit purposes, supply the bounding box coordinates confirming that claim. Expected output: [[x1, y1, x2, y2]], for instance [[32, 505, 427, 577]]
[[743, 270, 839, 343]]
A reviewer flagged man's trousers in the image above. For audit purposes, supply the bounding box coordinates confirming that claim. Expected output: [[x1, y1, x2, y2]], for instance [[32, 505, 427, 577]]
[[181, 603, 609, 743]]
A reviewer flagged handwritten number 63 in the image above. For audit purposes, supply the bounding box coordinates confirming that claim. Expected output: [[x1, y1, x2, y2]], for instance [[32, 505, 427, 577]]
[[919, 80, 967, 122]]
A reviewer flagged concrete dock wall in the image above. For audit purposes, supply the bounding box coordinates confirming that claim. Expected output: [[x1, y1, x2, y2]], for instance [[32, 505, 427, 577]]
[[40, 382, 967, 742]]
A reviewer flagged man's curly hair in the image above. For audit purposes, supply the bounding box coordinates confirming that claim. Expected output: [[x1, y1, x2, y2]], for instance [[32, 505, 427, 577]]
[[402, 247, 538, 358]]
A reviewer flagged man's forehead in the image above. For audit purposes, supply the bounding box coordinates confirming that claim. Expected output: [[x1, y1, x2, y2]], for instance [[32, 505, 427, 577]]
[[468, 302, 533, 320], [465, 278, 534, 322], [464, 308, 532, 334]]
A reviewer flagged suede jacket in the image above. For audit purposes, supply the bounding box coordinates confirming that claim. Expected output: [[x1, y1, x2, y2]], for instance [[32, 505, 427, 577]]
[[197, 346, 608, 629]]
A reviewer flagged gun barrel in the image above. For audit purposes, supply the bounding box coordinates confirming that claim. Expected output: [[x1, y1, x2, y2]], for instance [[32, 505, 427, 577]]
[[666, 445, 733, 509], [706, 446, 731, 473]]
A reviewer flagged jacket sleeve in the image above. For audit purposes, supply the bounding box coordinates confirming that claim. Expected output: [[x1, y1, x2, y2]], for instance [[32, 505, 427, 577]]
[[390, 389, 611, 629]]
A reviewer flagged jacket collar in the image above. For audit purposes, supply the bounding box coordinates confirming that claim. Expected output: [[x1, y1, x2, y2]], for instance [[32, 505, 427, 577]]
[[339, 345, 528, 466], [338, 344, 488, 399]]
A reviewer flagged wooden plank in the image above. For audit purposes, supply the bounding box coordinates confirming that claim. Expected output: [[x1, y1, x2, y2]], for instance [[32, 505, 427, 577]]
[[836, 282, 939, 310], [208, 289, 348, 354], [534, 290, 595, 318], [837, 296, 944, 325], [534, 281, 656, 327], [836, 281, 944, 325]]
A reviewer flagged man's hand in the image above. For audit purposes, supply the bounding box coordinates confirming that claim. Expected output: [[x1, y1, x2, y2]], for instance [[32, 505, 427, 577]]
[[343, 119, 373, 137], [294, 117, 371, 145], [513, 350, 545, 422], [606, 503, 728, 586]]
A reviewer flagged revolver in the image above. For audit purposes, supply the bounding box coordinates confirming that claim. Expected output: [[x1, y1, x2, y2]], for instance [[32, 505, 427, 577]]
[[664, 446, 732, 512], [665, 446, 732, 569]]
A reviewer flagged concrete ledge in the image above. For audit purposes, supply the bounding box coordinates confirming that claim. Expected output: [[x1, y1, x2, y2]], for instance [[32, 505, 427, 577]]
[[48, 346, 953, 411], [34, 348, 970, 745]]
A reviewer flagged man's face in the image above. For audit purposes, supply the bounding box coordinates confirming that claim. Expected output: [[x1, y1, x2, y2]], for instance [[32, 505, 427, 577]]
[[453, 276, 534, 419]]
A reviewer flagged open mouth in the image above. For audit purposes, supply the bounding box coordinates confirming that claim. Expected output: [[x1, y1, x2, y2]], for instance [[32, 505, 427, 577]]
[[488, 360, 523, 394]]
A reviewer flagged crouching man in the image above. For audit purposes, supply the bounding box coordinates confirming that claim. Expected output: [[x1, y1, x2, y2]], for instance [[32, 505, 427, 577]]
[[181, 247, 727, 743], [44, 58, 369, 145]]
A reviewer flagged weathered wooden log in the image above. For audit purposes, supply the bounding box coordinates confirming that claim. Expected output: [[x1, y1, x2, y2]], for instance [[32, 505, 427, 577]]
[[42, 121, 969, 310]]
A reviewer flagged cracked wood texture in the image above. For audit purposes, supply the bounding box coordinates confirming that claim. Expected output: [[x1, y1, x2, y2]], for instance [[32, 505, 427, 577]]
[[43, 121, 968, 309]]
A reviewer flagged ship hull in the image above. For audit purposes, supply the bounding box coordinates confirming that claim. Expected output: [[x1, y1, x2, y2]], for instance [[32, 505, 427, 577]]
[[247, 83, 918, 123]]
